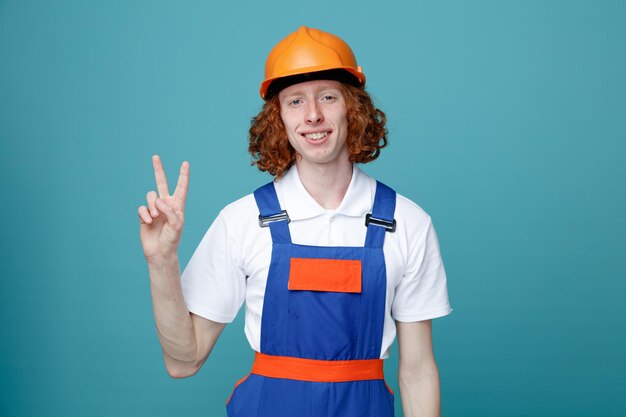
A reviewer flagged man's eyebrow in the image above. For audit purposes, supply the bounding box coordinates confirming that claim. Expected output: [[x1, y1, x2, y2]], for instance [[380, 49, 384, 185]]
[[283, 87, 341, 98], [282, 90, 305, 98]]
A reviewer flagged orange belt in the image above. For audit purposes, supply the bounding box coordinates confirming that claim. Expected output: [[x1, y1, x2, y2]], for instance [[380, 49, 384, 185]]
[[251, 352, 384, 383]]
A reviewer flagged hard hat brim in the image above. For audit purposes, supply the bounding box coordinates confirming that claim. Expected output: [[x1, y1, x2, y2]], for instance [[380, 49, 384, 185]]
[[260, 66, 366, 100]]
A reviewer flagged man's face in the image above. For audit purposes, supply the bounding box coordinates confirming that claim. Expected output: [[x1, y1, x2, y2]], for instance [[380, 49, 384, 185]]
[[278, 79, 349, 169]]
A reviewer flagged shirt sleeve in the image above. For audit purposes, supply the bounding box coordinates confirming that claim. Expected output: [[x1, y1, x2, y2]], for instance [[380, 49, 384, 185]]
[[392, 216, 453, 322], [180, 211, 246, 323]]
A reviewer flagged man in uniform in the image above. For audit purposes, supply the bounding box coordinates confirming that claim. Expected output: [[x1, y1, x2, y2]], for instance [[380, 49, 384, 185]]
[[138, 26, 452, 417]]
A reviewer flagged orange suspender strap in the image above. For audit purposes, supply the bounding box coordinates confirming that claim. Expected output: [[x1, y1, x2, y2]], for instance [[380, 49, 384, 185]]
[[251, 352, 384, 383]]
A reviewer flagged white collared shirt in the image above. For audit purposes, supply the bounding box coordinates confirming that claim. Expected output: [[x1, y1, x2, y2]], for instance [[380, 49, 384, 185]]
[[181, 164, 452, 358]]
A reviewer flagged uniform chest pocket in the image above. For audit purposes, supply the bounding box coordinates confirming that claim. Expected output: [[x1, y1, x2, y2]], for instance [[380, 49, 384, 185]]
[[286, 258, 362, 359], [288, 258, 362, 293]]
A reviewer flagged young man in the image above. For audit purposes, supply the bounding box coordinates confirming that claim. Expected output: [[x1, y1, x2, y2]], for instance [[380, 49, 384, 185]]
[[138, 26, 452, 417]]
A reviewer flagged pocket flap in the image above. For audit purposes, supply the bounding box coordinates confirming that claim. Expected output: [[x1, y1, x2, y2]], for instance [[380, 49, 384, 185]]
[[288, 258, 362, 293]]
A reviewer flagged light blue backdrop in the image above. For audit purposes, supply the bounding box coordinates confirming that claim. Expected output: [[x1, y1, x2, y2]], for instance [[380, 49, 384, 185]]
[[1, 1, 625, 416]]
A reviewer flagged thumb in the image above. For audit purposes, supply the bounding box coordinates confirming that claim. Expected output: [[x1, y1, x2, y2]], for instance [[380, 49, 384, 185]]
[[156, 198, 184, 236]]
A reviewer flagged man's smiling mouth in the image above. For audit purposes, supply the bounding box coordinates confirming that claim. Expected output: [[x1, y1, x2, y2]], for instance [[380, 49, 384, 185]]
[[302, 131, 330, 140]]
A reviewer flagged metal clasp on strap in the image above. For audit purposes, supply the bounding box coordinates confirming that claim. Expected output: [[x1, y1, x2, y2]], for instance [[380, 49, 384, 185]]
[[365, 213, 396, 232], [259, 210, 290, 227]]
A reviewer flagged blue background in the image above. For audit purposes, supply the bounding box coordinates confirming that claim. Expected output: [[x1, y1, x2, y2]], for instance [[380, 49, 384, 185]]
[[1, 1, 625, 416]]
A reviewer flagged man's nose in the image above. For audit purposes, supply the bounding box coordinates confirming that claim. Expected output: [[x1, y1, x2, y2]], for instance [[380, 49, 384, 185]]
[[305, 101, 323, 124]]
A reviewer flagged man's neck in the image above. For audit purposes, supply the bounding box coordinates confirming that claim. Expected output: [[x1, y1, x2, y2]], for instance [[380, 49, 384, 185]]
[[294, 158, 353, 210]]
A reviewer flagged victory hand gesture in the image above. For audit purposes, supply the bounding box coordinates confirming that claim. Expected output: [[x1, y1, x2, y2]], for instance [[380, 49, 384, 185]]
[[138, 155, 189, 261]]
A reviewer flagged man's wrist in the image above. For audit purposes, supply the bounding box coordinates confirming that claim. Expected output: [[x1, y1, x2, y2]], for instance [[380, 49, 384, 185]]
[[146, 252, 180, 272]]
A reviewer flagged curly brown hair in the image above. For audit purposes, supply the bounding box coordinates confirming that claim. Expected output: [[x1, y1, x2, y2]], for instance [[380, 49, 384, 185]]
[[248, 83, 388, 178]]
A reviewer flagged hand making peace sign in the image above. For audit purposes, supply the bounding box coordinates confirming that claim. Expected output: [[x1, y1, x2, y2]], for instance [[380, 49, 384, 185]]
[[138, 155, 189, 261]]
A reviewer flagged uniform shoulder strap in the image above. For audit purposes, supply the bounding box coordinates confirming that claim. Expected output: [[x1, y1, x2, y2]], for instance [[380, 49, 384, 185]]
[[253, 182, 292, 244], [364, 181, 397, 249]]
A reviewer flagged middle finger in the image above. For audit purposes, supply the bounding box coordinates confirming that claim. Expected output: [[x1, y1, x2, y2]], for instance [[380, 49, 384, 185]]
[[152, 155, 171, 197]]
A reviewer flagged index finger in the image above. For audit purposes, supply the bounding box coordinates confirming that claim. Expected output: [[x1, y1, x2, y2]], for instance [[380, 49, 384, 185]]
[[173, 160, 190, 206], [152, 155, 170, 197]]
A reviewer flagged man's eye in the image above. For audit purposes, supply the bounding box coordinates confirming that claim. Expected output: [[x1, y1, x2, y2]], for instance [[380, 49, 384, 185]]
[[322, 95, 336, 101], [289, 99, 303, 106]]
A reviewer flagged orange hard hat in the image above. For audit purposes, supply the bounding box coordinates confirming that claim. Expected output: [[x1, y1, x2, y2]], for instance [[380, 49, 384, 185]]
[[260, 26, 366, 99]]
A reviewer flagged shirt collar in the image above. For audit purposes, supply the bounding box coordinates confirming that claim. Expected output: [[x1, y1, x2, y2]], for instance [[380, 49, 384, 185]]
[[275, 164, 374, 221]]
